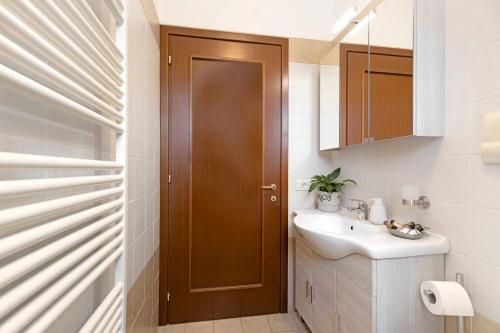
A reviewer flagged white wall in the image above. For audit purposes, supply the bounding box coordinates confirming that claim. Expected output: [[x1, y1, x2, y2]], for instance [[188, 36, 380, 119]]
[[153, 0, 370, 40], [369, 0, 413, 49], [287, 63, 333, 311], [326, 0, 500, 325], [125, 0, 161, 292]]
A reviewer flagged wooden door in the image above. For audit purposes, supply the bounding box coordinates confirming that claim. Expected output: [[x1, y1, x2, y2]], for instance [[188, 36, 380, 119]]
[[164, 29, 287, 323]]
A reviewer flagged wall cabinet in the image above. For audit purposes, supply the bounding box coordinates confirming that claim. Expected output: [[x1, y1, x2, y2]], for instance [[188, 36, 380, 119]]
[[319, 0, 444, 149], [295, 236, 444, 333]]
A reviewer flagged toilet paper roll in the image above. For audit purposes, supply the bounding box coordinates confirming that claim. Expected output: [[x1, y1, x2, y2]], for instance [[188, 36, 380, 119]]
[[420, 281, 474, 316]]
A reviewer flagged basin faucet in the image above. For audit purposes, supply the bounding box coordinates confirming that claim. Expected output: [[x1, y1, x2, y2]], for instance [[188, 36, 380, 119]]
[[347, 199, 369, 220]]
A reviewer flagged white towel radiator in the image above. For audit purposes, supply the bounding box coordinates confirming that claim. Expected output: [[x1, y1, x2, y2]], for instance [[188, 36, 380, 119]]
[[0, 0, 126, 332]]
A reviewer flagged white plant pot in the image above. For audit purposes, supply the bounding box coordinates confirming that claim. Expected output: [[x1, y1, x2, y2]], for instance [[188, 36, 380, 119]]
[[317, 191, 341, 212]]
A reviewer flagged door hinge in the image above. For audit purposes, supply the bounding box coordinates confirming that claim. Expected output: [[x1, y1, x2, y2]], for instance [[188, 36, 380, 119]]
[[167, 292, 171, 302], [168, 174, 172, 184], [168, 55, 172, 65]]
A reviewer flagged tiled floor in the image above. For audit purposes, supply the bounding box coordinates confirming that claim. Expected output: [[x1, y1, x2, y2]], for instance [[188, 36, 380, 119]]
[[158, 313, 311, 333]]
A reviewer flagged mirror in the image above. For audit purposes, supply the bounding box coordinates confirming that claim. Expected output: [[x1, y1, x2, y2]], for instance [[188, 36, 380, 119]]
[[320, 0, 443, 150], [320, 3, 370, 149], [366, 0, 413, 143]]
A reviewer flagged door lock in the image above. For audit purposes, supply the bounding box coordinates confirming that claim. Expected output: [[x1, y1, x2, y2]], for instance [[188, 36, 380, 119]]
[[270, 195, 277, 202]]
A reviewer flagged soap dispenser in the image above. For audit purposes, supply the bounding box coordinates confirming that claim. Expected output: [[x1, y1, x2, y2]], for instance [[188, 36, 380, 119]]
[[368, 198, 387, 225]]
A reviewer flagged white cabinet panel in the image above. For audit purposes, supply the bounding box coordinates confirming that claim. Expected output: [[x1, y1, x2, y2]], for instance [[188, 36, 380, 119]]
[[336, 254, 375, 295], [337, 272, 374, 333], [295, 237, 313, 326], [296, 239, 444, 333], [311, 253, 336, 333]]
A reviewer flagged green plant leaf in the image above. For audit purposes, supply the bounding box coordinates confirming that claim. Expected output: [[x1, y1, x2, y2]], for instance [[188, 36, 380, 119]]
[[327, 168, 341, 182], [308, 182, 320, 193], [343, 179, 357, 185], [310, 175, 321, 182], [308, 168, 357, 194]]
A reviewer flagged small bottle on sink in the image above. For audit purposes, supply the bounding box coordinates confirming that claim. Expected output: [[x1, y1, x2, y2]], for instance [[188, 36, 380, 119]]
[[368, 198, 388, 225]]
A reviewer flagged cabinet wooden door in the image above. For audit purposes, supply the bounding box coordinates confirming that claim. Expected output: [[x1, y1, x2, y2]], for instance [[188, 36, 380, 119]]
[[295, 238, 313, 326], [311, 254, 336, 333]]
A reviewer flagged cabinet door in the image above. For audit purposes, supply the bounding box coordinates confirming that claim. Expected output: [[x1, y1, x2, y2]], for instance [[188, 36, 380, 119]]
[[311, 253, 336, 333], [295, 237, 313, 326], [337, 273, 375, 333]]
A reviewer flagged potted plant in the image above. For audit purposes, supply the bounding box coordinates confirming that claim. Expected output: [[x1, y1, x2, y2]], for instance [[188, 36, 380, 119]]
[[308, 168, 357, 212]]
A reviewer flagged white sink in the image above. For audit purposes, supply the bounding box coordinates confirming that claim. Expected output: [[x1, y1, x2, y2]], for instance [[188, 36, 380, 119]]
[[293, 209, 449, 260]]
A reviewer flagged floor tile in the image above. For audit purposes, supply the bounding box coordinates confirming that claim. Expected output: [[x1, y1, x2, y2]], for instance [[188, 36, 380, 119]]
[[241, 315, 272, 333], [214, 318, 243, 333], [291, 312, 309, 332], [159, 313, 308, 333], [158, 323, 186, 333], [185, 321, 214, 333], [266, 313, 299, 332]]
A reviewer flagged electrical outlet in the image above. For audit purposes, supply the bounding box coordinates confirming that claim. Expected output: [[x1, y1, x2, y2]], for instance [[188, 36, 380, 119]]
[[296, 179, 310, 191]]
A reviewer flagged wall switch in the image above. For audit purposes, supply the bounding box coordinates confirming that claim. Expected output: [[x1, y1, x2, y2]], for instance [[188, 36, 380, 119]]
[[296, 179, 310, 191]]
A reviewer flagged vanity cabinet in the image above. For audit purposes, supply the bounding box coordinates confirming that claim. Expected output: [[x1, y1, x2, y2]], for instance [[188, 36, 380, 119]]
[[295, 237, 336, 333], [295, 236, 444, 333]]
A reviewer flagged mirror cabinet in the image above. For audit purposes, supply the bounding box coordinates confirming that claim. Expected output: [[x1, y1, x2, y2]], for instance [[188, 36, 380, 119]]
[[320, 0, 444, 150]]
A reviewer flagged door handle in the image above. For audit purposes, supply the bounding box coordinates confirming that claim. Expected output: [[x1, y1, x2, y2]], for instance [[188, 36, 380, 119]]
[[261, 184, 277, 191]]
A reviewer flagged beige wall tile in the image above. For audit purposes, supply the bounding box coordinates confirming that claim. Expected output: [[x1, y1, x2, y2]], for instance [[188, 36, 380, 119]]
[[471, 156, 500, 210], [445, 1, 470, 62], [471, 39, 500, 102], [445, 54, 471, 109], [126, 0, 161, 302], [423, 156, 470, 205], [139, 0, 160, 45], [289, 38, 334, 64], [445, 0, 468, 14], [127, 248, 161, 332], [471, 0, 500, 50]]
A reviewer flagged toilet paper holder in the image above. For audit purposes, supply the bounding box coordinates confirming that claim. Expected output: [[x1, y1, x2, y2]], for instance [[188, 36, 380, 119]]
[[420, 273, 473, 333]]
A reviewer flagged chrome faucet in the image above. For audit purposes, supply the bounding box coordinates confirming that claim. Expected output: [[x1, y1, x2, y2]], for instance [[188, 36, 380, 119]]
[[347, 199, 369, 220]]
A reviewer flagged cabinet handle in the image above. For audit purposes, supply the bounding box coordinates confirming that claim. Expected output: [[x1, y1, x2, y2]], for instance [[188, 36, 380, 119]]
[[305, 280, 310, 298]]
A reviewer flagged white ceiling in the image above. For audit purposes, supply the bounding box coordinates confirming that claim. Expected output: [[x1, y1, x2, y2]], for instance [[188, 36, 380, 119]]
[[153, 0, 370, 41]]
